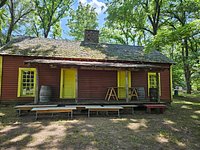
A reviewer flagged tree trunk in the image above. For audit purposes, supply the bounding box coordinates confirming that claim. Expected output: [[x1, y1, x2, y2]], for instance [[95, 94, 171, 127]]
[[182, 38, 192, 94], [184, 64, 192, 94], [6, 0, 14, 43], [44, 26, 51, 38], [6, 23, 14, 43]]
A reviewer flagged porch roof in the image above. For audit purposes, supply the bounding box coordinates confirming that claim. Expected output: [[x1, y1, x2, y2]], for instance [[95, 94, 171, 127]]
[[25, 59, 167, 69]]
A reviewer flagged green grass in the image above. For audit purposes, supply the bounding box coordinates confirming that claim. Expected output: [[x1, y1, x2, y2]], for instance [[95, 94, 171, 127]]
[[0, 94, 200, 149], [178, 91, 200, 99]]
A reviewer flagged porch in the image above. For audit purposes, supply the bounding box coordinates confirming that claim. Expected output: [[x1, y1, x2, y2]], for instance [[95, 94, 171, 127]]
[[36, 99, 167, 106], [23, 59, 171, 104]]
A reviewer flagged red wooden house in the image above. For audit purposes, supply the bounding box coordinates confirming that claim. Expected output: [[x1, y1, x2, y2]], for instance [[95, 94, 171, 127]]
[[0, 30, 173, 104]]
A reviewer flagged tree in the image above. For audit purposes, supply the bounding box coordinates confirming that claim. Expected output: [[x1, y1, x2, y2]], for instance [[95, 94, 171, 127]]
[[162, 0, 200, 94], [151, 18, 200, 94], [67, 2, 98, 41], [0, 0, 7, 45], [0, 0, 7, 8], [2, 0, 33, 43], [103, 0, 164, 45], [31, 0, 73, 38], [104, 0, 199, 94], [104, 0, 142, 45]]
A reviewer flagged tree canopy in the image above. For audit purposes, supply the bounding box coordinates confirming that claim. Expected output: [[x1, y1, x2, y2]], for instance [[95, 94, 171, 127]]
[[67, 2, 98, 41], [0, 0, 199, 93]]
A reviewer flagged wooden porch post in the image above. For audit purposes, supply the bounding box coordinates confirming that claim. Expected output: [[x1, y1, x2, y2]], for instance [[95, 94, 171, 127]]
[[34, 67, 39, 104], [156, 72, 160, 102], [125, 70, 129, 102]]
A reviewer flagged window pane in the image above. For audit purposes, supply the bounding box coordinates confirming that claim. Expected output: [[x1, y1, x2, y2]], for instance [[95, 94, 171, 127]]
[[150, 75, 157, 88]]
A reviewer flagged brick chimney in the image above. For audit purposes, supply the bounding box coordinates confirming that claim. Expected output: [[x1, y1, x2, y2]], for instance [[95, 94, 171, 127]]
[[84, 29, 99, 43]]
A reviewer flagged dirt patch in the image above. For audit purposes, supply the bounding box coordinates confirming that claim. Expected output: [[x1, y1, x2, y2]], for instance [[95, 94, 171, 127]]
[[0, 97, 200, 150]]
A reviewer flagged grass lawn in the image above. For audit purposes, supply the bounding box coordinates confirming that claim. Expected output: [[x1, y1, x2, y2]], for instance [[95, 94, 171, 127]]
[[0, 96, 200, 150]]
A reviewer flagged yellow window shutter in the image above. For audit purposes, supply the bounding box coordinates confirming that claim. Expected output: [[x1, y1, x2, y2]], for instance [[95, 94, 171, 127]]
[[60, 69, 64, 98], [17, 68, 22, 97], [159, 73, 161, 96], [128, 71, 131, 87], [117, 70, 131, 99]]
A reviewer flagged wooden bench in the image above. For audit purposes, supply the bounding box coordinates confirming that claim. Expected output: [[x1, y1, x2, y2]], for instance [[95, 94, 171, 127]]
[[15, 105, 57, 116], [120, 105, 138, 114], [144, 104, 167, 113], [85, 105, 123, 117], [31, 106, 77, 120]]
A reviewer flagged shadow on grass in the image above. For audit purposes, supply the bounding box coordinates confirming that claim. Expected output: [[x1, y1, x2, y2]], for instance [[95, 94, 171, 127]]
[[0, 97, 200, 149]]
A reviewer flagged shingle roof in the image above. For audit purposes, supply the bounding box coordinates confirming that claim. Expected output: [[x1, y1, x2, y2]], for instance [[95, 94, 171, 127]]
[[0, 36, 174, 64]]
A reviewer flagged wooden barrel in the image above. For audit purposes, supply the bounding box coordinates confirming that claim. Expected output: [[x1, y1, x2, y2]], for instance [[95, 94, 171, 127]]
[[40, 85, 51, 102], [149, 88, 158, 102], [135, 87, 145, 100]]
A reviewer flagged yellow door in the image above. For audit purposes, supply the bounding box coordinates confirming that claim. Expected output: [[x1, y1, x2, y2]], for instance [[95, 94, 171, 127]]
[[60, 68, 77, 99], [117, 70, 131, 99]]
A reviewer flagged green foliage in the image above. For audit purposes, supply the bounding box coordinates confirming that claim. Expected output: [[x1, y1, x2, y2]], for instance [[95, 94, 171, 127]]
[[0, 7, 5, 28], [103, 0, 165, 45], [0, 0, 7, 8], [1, 0, 33, 43], [148, 20, 200, 49], [148, 4, 200, 92], [67, 2, 98, 41], [100, 26, 136, 44], [103, 0, 144, 45], [191, 54, 200, 90], [51, 22, 62, 39], [30, 0, 73, 38], [104, 0, 199, 93], [0, 0, 199, 94], [0, 8, 6, 45], [0, 0, 72, 41]]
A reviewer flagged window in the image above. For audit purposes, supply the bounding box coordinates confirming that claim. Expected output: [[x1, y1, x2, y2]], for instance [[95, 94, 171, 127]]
[[149, 74, 157, 88], [18, 68, 36, 97], [148, 72, 161, 96]]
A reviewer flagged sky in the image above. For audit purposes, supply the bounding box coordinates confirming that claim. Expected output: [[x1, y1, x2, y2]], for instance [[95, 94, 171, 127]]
[[61, 0, 107, 39]]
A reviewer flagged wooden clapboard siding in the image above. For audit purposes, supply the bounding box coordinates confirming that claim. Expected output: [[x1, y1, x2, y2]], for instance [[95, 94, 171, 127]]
[[1, 56, 61, 101], [1, 56, 34, 101], [78, 70, 117, 99], [0, 55, 172, 102], [38, 64, 60, 100], [160, 68, 171, 101], [131, 71, 148, 98]]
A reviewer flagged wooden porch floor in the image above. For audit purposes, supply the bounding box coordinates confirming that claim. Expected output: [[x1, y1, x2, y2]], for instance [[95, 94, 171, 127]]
[[38, 99, 167, 106]]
